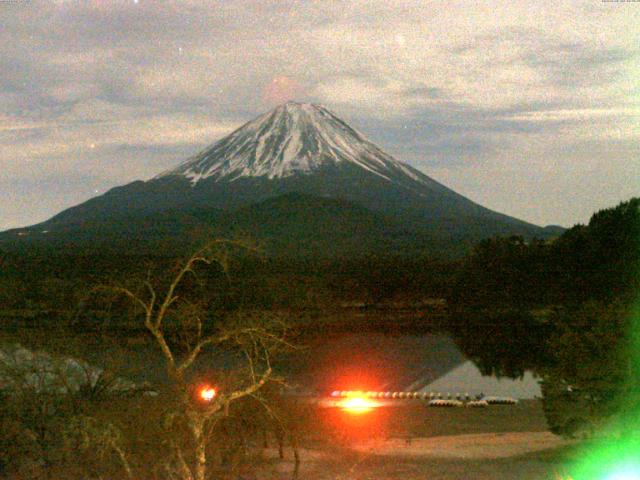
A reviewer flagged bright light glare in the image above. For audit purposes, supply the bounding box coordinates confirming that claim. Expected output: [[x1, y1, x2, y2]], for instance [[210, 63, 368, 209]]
[[199, 387, 216, 402], [340, 396, 376, 414], [604, 465, 640, 480]]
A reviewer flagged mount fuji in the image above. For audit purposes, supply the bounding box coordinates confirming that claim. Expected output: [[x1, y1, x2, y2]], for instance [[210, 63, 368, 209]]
[[159, 102, 445, 188], [1, 102, 561, 257]]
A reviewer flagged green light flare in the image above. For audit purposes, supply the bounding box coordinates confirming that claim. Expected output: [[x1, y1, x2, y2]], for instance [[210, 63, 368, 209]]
[[565, 437, 640, 480], [604, 466, 640, 480], [625, 299, 640, 431], [564, 301, 640, 480]]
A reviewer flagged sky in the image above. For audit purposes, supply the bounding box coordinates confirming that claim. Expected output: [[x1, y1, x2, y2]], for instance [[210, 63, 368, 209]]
[[1, 0, 639, 230]]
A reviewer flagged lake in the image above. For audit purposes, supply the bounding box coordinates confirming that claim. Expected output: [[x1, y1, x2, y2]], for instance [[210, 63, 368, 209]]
[[1, 328, 541, 399]]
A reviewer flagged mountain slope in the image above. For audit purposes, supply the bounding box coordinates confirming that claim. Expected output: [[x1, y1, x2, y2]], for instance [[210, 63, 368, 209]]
[[1, 193, 458, 257], [216, 192, 453, 258], [0, 102, 559, 256]]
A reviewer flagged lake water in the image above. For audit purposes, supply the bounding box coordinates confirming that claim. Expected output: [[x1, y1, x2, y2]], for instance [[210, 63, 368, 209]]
[[287, 332, 540, 398], [1, 330, 541, 399]]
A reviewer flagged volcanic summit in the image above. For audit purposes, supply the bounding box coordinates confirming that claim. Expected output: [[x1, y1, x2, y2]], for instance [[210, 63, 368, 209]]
[[0, 102, 558, 256]]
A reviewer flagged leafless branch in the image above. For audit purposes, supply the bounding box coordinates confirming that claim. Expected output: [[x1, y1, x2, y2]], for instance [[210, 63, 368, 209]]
[[92, 238, 291, 480], [217, 366, 273, 413]]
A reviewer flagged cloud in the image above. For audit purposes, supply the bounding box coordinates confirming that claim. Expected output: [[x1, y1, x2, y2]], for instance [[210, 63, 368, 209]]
[[0, 0, 638, 229], [0, 99, 237, 184], [498, 107, 640, 123]]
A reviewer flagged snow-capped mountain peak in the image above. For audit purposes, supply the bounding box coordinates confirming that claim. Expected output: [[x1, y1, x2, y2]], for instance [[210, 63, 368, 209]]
[[1, 103, 550, 255], [158, 102, 428, 186]]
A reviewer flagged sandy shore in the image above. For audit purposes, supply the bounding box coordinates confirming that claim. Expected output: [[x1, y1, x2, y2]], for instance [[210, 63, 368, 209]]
[[350, 431, 574, 459], [256, 431, 575, 480]]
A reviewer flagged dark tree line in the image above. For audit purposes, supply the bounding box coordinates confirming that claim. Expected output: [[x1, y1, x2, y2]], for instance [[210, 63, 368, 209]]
[[0, 249, 455, 334], [448, 198, 640, 437]]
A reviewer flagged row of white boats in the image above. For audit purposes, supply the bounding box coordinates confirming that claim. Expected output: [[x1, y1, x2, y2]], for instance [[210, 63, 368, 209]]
[[328, 390, 519, 407]]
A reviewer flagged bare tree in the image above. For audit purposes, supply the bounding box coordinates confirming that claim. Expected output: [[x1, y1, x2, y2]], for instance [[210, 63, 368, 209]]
[[107, 240, 292, 480], [63, 415, 134, 480]]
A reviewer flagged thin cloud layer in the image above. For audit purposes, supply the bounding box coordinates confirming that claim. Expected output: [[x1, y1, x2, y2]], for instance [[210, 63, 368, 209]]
[[0, 0, 638, 230]]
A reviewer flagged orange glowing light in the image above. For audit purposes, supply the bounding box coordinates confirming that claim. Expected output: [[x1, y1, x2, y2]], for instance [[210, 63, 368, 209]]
[[262, 75, 303, 104], [339, 396, 376, 414], [199, 387, 216, 402]]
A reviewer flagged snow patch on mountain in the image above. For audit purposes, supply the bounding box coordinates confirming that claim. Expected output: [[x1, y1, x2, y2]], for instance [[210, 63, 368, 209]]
[[158, 102, 435, 189]]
